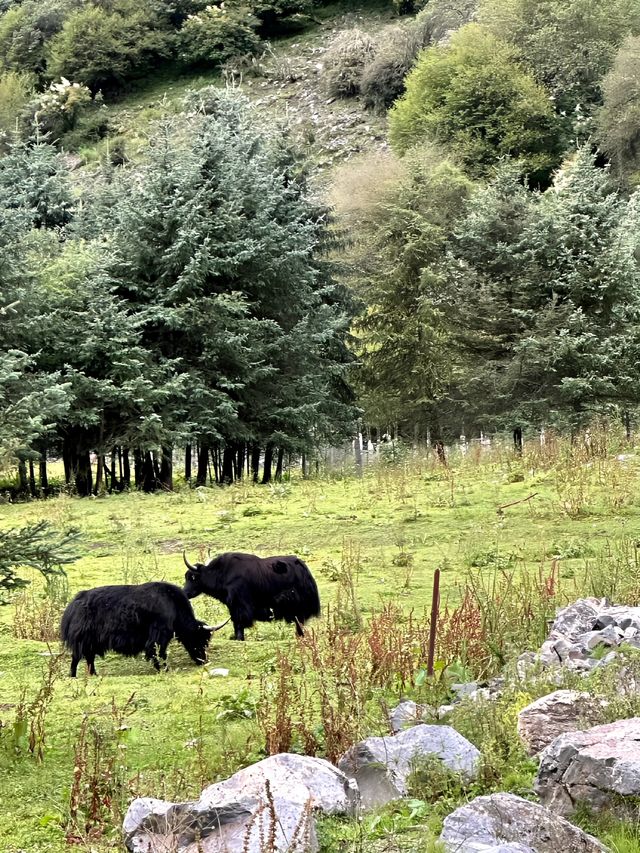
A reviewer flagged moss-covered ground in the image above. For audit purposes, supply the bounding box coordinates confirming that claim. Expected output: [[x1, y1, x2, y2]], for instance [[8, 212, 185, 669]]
[[2, 440, 640, 852]]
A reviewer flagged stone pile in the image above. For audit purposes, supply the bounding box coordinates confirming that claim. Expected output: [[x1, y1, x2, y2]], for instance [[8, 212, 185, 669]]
[[518, 598, 640, 674]]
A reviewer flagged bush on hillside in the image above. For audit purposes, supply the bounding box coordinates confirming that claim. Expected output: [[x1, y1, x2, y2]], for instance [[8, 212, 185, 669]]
[[0, 0, 77, 77], [388, 23, 562, 184], [0, 70, 34, 149], [22, 77, 93, 144], [323, 28, 377, 98], [360, 21, 429, 112], [179, 4, 260, 68], [46, 2, 172, 94], [419, 0, 477, 44], [597, 35, 640, 187]]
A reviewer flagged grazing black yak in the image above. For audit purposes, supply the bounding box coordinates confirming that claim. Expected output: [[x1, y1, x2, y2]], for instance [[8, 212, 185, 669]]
[[182, 551, 321, 640], [60, 581, 228, 676]]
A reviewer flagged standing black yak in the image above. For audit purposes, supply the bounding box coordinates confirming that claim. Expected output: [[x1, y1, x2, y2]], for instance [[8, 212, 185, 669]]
[[60, 581, 228, 676], [182, 551, 321, 640]]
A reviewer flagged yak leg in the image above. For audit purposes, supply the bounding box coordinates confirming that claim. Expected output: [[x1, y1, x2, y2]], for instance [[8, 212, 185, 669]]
[[231, 620, 245, 641], [86, 656, 97, 676], [228, 599, 252, 641], [294, 616, 305, 638], [70, 654, 80, 678]]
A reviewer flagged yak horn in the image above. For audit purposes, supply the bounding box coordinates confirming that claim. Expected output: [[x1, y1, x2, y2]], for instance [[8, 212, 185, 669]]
[[203, 617, 231, 632], [183, 551, 197, 571]]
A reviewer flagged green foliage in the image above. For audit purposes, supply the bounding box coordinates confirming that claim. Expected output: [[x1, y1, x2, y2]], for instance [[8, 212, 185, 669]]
[[0, 0, 77, 77], [444, 149, 640, 431], [597, 36, 640, 187], [178, 4, 260, 68], [46, 1, 172, 93], [388, 23, 562, 184], [417, 0, 477, 44], [323, 27, 377, 98], [360, 21, 429, 113], [0, 70, 34, 148], [22, 77, 94, 144], [479, 0, 640, 117], [0, 521, 79, 603], [344, 146, 473, 431]]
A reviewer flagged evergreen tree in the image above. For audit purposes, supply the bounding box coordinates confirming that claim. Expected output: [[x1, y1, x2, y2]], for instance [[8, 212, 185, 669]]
[[445, 149, 640, 431]]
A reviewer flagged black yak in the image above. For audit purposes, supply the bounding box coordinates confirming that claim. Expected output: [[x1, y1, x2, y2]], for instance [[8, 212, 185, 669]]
[[182, 551, 321, 640], [60, 581, 228, 676]]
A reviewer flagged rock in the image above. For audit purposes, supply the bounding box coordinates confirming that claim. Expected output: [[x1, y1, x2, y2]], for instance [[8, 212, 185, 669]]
[[536, 717, 640, 817], [451, 681, 479, 699], [207, 668, 229, 677], [439, 793, 608, 852], [517, 691, 604, 755], [580, 626, 621, 650], [388, 700, 430, 733], [550, 599, 602, 642], [338, 724, 480, 810], [124, 753, 357, 852]]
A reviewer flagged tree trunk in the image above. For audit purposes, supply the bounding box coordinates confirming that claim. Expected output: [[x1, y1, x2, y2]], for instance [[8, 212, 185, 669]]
[[28, 459, 37, 497], [274, 447, 285, 482], [159, 446, 173, 491], [141, 451, 156, 492], [435, 440, 447, 467], [62, 439, 72, 485], [39, 447, 49, 497], [236, 444, 245, 481], [513, 426, 523, 455], [262, 443, 274, 484], [134, 448, 143, 489], [75, 451, 93, 496], [109, 447, 118, 492], [251, 444, 261, 483], [122, 447, 131, 489], [221, 444, 235, 485], [624, 411, 632, 442], [94, 454, 104, 496], [301, 451, 307, 479], [211, 447, 220, 484], [196, 442, 209, 486], [17, 458, 28, 498], [185, 444, 192, 483]]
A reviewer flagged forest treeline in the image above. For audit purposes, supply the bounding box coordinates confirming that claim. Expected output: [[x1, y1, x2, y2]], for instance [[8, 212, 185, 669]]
[[3, 0, 640, 496], [0, 92, 356, 496]]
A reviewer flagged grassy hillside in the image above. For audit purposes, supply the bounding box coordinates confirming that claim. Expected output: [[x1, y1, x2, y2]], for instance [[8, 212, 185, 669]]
[[73, 3, 395, 175]]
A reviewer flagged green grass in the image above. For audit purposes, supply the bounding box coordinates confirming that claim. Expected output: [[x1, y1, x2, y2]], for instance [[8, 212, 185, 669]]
[[2, 441, 640, 851]]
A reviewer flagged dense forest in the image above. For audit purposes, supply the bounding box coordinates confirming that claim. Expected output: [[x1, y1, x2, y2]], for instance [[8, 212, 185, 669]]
[[2, 0, 640, 496]]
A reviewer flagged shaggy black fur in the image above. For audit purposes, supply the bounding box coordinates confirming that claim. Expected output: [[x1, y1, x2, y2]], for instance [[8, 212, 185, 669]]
[[183, 552, 321, 640], [60, 581, 213, 676]]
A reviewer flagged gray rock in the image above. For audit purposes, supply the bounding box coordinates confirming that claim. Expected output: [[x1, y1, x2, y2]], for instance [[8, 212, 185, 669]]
[[124, 753, 357, 852], [439, 792, 608, 852], [338, 724, 479, 810], [550, 599, 602, 642], [389, 700, 430, 733], [451, 681, 479, 699], [536, 717, 640, 817], [517, 691, 604, 756], [581, 626, 621, 650]]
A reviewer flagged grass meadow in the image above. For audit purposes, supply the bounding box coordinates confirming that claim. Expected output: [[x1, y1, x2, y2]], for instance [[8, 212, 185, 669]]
[[4, 433, 640, 852]]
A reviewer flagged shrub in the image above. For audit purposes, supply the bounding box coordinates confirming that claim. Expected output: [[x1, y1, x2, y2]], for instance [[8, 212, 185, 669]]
[[323, 28, 377, 98], [388, 23, 562, 183], [0, 70, 34, 148], [0, 0, 77, 77], [179, 4, 260, 68], [22, 76, 93, 143], [361, 22, 428, 112], [46, 1, 172, 94]]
